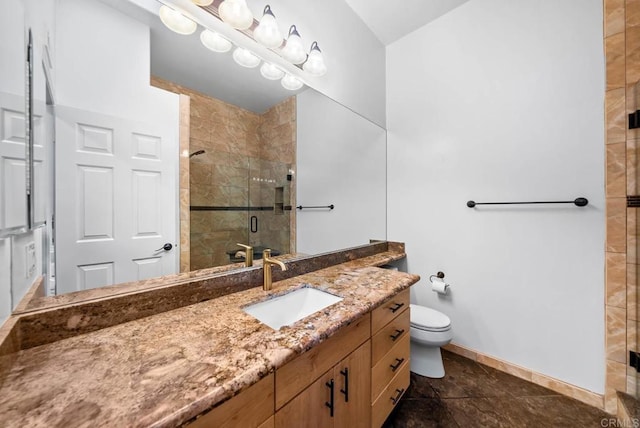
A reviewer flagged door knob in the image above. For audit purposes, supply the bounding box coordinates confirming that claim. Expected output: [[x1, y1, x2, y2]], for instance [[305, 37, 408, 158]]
[[156, 243, 173, 252]]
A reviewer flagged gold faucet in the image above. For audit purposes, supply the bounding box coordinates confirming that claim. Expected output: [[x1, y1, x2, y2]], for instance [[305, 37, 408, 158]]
[[236, 243, 253, 267], [262, 249, 287, 291]]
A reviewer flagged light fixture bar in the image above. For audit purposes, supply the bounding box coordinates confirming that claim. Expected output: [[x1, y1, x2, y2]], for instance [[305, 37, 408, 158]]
[[198, 0, 258, 36], [197, 1, 295, 66], [189, 0, 327, 86]]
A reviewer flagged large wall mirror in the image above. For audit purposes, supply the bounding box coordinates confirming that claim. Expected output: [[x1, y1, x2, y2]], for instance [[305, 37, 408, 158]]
[[2, 0, 386, 313]]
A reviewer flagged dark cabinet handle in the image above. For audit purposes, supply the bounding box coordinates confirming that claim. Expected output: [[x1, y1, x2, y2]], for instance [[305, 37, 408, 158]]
[[390, 358, 405, 372], [391, 388, 405, 405], [325, 379, 334, 417], [390, 329, 405, 341], [155, 243, 173, 252], [340, 368, 349, 402], [388, 302, 405, 313], [250, 216, 258, 233]]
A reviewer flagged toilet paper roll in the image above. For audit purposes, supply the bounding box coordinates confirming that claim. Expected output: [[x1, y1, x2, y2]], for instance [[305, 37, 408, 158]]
[[431, 280, 450, 295]]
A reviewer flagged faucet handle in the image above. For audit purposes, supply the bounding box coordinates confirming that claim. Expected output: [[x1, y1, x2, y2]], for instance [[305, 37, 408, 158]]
[[236, 243, 254, 267], [263, 248, 272, 258]]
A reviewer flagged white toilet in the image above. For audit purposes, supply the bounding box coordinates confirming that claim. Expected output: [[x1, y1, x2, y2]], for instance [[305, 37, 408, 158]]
[[409, 304, 453, 378]]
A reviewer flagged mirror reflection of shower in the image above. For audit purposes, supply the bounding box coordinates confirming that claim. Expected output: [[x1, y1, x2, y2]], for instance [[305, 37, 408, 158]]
[[152, 75, 297, 271]]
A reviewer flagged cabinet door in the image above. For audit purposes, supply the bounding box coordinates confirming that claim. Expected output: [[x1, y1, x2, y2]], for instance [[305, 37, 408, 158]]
[[275, 369, 335, 428], [334, 340, 371, 428]]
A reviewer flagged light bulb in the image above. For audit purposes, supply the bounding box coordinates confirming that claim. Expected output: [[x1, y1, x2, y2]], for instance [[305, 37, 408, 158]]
[[281, 73, 303, 90], [303, 41, 327, 76], [254, 5, 283, 49], [233, 47, 260, 68], [281, 25, 307, 64], [191, 0, 214, 5], [200, 29, 232, 53], [218, 0, 253, 30], [260, 62, 285, 80], [159, 5, 197, 35]]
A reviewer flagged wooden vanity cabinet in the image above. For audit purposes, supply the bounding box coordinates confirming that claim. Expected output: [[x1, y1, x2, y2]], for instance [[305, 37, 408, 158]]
[[275, 341, 371, 428], [187, 290, 411, 428], [370, 289, 411, 428], [275, 314, 371, 428]]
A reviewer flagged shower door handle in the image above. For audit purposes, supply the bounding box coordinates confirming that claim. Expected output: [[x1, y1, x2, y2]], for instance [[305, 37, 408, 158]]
[[250, 216, 258, 233]]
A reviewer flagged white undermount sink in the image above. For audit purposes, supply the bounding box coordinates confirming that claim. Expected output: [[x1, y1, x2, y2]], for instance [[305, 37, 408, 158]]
[[243, 287, 343, 330]]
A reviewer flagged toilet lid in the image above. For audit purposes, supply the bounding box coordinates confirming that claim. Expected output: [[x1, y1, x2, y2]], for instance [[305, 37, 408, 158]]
[[410, 304, 451, 331]]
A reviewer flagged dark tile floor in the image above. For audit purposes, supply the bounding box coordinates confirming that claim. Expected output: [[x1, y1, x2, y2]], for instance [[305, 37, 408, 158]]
[[383, 350, 612, 428]]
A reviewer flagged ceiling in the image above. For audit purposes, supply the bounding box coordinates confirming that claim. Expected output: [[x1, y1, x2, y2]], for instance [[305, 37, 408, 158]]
[[343, 0, 472, 45]]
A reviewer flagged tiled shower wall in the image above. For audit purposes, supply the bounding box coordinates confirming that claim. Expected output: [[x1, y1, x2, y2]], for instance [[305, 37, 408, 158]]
[[604, 0, 640, 413], [151, 77, 296, 270], [254, 99, 296, 258]]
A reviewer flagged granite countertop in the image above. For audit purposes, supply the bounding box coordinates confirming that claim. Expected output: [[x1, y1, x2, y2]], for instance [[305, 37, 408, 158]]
[[0, 252, 419, 427]]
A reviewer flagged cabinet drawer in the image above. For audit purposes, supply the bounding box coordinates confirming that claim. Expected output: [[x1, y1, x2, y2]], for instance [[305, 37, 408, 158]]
[[188, 373, 274, 428], [371, 308, 409, 366], [371, 289, 409, 334], [371, 364, 410, 428], [371, 334, 410, 402], [276, 313, 370, 409]]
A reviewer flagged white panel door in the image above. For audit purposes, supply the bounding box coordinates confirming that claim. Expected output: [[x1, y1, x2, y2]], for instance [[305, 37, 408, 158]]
[[0, 93, 46, 233], [55, 106, 178, 293]]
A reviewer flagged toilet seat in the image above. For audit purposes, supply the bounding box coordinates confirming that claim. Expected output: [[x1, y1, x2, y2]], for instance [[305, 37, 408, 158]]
[[410, 304, 451, 332]]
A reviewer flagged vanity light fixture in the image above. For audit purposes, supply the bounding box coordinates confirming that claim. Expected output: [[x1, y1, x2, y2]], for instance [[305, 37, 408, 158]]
[[303, 41, 327, 76], [179, 1, 327, 83], [260, 62, 285, 80], [218, 0, 254, 30], [253, 5, 283, 49], [159, 5, 197, 35], [200, 29, 232, 52], [281, 25, 306, 64], [233, 47, 261, 68], [281, 73, 303, 90]]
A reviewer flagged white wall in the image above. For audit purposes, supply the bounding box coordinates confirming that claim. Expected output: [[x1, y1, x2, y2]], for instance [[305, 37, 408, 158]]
[[387, 0, 605, 393], [56, 0, 178, 124], [270, 0, 386, 127], [297, 90, 386, 254], [0, 0, 25, 97]]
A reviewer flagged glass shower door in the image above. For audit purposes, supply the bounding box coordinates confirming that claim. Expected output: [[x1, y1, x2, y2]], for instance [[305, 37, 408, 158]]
[[189, 150, 250, 270], [248, 157, 292, 260]]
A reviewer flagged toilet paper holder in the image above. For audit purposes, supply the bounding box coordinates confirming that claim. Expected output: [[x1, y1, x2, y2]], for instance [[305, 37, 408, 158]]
[[429, 271, 445, 283], [429, 271, 450, 295]]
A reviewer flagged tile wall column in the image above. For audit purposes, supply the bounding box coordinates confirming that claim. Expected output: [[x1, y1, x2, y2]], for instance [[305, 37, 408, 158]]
[[604, 0, 640, 413]]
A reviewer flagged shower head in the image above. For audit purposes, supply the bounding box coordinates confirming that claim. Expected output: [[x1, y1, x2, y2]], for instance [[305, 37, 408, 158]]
[[189, 150, 205, 158]]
